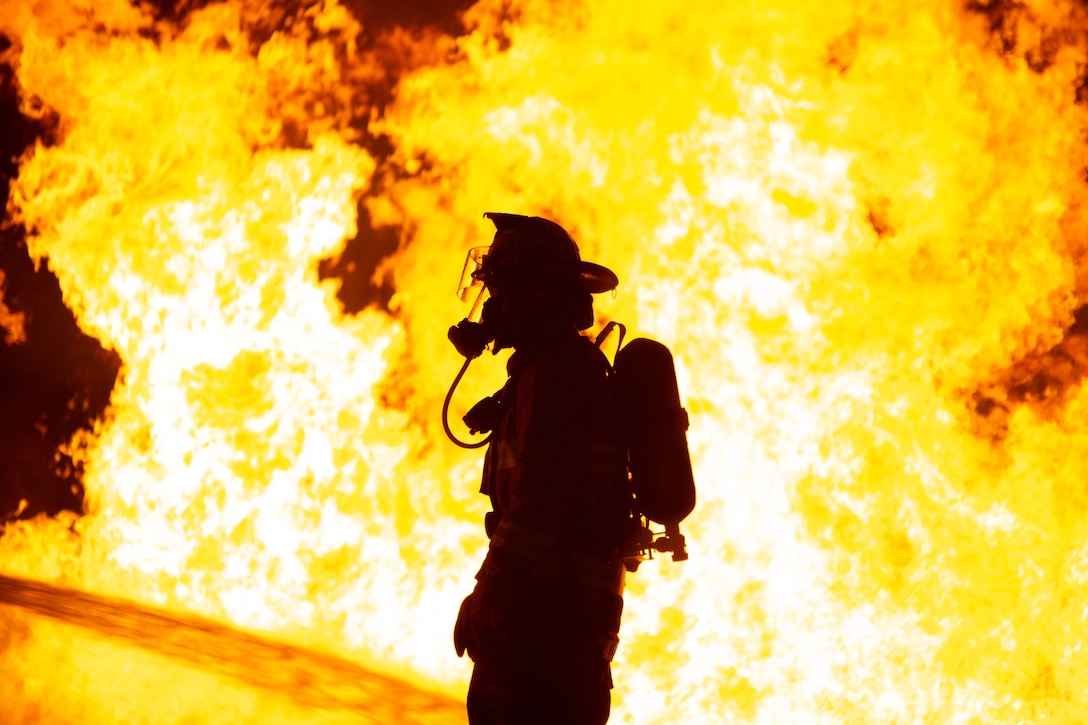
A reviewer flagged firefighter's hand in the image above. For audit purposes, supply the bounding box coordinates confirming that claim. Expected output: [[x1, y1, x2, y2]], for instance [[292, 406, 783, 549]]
[[453, 593, 474, 658]]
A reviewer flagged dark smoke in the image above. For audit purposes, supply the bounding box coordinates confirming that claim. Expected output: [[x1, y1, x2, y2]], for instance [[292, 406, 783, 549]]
[[958, 0, 1088, 437], [971, 306, 1088, 440], [0, 37, 121, 523]]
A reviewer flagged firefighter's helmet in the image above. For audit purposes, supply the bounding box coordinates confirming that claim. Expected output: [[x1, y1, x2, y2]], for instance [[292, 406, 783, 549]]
[[457, 213, 618, 304]]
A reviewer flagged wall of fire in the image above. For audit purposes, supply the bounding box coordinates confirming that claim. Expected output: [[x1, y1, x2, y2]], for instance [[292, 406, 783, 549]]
[[7, 0, 1088, 721], [0, 0, 476, 522]]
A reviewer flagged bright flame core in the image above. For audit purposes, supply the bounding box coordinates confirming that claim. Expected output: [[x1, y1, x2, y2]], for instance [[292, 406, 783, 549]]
[[4, 0, 1088, 722]]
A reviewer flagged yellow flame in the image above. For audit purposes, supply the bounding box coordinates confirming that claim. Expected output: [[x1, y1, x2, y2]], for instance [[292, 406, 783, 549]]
[[5, 0, 1088, 722], [2, 0, 477, 713]]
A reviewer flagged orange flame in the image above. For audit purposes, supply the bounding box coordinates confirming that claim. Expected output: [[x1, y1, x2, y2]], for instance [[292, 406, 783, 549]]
[[4, 0, 1088, 722]]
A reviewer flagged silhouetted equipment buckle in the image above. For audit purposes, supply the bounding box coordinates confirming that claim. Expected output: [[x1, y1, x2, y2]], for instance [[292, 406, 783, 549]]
[[619, 518, 688, 572], [653, 523, 688, 562]]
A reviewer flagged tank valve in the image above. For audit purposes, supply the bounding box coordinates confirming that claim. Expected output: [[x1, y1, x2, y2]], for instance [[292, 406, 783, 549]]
[[652, 523, 688, 562]]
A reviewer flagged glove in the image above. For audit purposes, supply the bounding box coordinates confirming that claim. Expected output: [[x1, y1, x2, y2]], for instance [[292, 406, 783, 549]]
[[453, 593, 474, 658], [453, 548, 534, 659]]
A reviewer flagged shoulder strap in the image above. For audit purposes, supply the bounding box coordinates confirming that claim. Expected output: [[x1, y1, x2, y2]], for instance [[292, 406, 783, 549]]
[[594, 321, 626, 367]]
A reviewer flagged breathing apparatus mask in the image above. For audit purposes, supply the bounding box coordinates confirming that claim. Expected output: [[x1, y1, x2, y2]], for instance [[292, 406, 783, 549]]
[[446, 246, 505, 360], [442, 213, 618, 448]]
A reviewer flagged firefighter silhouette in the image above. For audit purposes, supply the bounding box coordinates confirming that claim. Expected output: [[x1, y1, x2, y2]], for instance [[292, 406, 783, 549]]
[[449, 213, 628, 725]]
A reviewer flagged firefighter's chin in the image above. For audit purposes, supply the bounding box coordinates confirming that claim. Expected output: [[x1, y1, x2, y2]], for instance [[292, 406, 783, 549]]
[[489, 326, 518, 354]]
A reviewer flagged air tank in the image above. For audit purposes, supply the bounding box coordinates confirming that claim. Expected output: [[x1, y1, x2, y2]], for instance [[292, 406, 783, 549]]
[[613, 338, 696, 528]]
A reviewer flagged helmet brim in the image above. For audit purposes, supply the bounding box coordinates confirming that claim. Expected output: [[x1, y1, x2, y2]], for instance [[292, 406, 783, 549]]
[[474, 260, 618, 294], [579, 262, 619, 294]]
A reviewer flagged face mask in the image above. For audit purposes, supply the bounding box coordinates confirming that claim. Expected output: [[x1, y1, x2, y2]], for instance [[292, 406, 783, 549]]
[[447, 296, 512, 358]]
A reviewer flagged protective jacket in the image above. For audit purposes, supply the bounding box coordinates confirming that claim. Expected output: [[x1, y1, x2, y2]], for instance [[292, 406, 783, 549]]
[[482, 332, 629, 551], [456, 330, 628, 724]]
